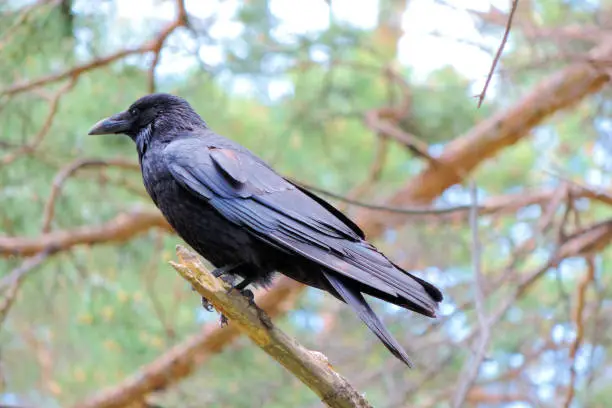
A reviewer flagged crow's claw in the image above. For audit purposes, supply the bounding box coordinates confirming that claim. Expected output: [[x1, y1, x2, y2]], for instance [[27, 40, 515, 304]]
[[240, 288, 255, 305], [201, 296, 214, 312]]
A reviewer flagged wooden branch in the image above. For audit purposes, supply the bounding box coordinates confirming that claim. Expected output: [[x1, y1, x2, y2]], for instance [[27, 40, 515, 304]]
[[4, 183, 611, 258], [1, 78, 76, 165], [357, 38, 612, 237], [84, 282, 302, 407], [169, 246, 371, 408], [41, 158, 139, 233], [0, 0, 187, 97], [74, 275, 305, 408], [0, 209, 172, 257], [74, 247, 369, 408], [0, 248, 55, 325], [147, 0, 187, 93], [476, 0, 518, 107], [564, 257, 595, 408]]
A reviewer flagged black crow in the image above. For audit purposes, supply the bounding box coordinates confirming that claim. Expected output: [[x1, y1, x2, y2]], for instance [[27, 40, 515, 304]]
[[88, 93, 443, 367]]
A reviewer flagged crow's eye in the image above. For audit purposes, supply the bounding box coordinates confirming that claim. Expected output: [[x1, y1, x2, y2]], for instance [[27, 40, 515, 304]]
[[129, 108, 139, 116]]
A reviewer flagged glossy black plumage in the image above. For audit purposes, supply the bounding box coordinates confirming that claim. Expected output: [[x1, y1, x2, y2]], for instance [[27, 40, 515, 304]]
[[88, 93, 443, 367]]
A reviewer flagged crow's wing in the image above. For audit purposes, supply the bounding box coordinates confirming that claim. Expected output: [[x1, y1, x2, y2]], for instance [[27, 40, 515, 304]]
[[163, 137, 441, 315]]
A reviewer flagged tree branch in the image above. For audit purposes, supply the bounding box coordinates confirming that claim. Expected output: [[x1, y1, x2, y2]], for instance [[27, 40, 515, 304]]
[[73, 275, 305, 408], [0, 209, 172, 257], [357, 38, 612, 237], [75, 246, 374, 407], [41, 158, 139, 233], [0, 248, 56, 325], [477, 0, 518, 107], [4, 183, 611, 259], [1, 78, 76, 165], [452, 182, 490, 407], [564, 257, 595, 408], [169, 246, 371, 408], [0, 0, 187, 97]]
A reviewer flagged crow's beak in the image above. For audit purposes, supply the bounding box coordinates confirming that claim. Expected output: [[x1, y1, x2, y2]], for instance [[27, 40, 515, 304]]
[[88, 112, 131, 135]]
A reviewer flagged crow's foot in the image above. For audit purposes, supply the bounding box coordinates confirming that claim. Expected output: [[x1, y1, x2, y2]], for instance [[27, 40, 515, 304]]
[[201, 296, 214, 312], [239, 288, 255, 306]]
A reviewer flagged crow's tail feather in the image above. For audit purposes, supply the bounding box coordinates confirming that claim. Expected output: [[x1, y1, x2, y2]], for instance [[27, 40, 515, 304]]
[[323, 271, 414, 368]]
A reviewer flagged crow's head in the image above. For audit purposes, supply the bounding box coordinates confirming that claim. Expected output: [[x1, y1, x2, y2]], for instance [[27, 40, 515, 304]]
[[88, 93, 206, 141]]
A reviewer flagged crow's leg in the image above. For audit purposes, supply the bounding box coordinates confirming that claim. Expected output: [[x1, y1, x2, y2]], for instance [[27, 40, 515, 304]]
[[228, 276, 255, 306], [214, 276, 253, 328], [212, 263, 243, 278], [199, 264, 243, 311], [200, 264, 256, 326]]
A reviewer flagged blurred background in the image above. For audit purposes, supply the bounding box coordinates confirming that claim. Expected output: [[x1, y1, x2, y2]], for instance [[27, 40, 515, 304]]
[[2, 0, 612, 407]]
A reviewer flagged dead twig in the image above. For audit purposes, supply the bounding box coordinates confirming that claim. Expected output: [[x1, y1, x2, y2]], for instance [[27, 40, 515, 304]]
[[147, 0, 188, 93], [1, 78, 76, 165], [452, 181, 490, 407], [564, 257, 596, 408], [41, 158, 139, 232], [0, 209, 172, 257], [477, 0, 519, 107], [0, 248, 56, 325]]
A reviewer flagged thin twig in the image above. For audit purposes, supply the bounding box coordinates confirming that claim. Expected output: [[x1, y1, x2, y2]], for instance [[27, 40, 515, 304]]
[[0, 248, 56, 325], [564, 257, 595, 408], [452, 181, 490, 407], [41, 158, 139, 232], [477, 0, 519, 107], [291, 178, 482, 215], [1, 78, 76, 165], [147, 0, 188, 93]]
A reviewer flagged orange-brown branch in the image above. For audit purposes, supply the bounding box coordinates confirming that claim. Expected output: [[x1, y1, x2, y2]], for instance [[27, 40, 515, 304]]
[[0, 210, 172, 257], [358, 39, 612, 237], [0, 0, 187, 97]]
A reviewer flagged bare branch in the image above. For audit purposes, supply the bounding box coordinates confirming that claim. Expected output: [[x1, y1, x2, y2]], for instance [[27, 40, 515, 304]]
[[364, 108, 439, 164], [0, 0, 187, 97], [4, 182, 610, 260], [41, 158, 139, 233], [0, 248, 56, 325], [169, 246, 371, 408], [0, 210, 172, 257], [452, 182, 490, 407], [477, 0, 519, 107], [564, 257, 596, 408], [73, 275, 306, 408], [357, 37, 612, 237], [1, 78, 76, 165], [147, 0, 188, 93]]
